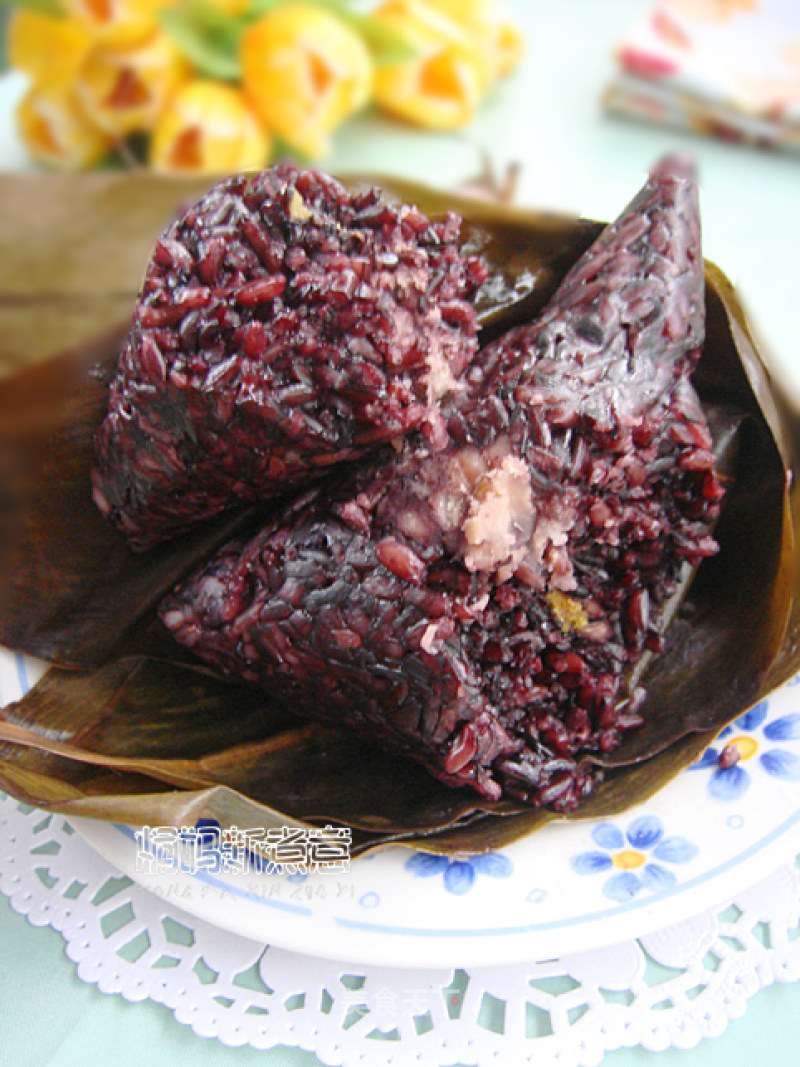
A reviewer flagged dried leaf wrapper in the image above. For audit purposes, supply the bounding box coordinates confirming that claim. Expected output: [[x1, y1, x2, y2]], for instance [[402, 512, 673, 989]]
[[0, 172, 796, 854]]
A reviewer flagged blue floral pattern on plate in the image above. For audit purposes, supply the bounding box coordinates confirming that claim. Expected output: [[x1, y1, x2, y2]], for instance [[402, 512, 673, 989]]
[[404, 851, 513, 895], [571, 815, 698, 902], [689, 700, 800, 802]]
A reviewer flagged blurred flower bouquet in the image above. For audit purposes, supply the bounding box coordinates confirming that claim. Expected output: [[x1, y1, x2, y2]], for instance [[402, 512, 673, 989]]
[[5, 0, 523, 172], [604, 0, 800, 152]]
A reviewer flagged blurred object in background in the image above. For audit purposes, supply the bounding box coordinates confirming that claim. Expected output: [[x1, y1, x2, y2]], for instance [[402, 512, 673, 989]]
[[371, 0, 522, 131], [604, 0, 800, 153], [4, 0, 523, 174]]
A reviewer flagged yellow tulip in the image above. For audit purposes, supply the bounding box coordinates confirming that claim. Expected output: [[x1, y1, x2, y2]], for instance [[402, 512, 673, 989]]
[[424, 0, 524, 78], [150, 79, 271, 174], [16, 84, 112, 170], [371, 0, 491, 130], [241, 4, 373, 158], [62, 0, 175, 49], [76, 32, 190, 138], [7, 10, 92, 93]]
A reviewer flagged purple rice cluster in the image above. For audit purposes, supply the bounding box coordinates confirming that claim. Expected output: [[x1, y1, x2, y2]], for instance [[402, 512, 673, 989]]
[[98, 159, 724, 810], [92, 164, 487, 550]]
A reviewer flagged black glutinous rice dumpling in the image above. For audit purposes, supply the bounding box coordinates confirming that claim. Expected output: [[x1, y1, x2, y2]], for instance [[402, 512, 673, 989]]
[[91, 164, 488, 551], [126, 153, 725, 813]]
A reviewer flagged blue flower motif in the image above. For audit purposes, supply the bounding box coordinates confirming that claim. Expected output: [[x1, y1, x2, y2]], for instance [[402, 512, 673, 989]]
[[571, 815, 698, 903], [689, 701, 800, 802], [404, 850, 513, 895]]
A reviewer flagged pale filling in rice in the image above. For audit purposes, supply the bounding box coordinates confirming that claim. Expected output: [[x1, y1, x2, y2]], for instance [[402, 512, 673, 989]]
[[462, 456, 534, 574], [427, 442, 578, 590]]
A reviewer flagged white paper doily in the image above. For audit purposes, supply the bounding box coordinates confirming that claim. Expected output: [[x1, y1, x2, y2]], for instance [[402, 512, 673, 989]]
[[3, 794, 800, 1066]]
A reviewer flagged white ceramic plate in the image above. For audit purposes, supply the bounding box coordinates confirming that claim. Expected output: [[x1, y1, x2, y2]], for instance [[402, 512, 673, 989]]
[[3, 649, 800, 967]]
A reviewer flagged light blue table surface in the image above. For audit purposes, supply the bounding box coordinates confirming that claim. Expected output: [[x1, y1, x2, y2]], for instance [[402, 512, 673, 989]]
[[1, 1, 799, 1063]]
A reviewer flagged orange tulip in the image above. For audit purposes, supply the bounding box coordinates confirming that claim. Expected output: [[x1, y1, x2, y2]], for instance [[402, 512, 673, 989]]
[[424, 0, 524, 78], [63, 0, 176, 49], [241, 4, 373, 158], [371, 0, 491, 130], [76, 31, 190, 138], [7, 10, 92, 93], [150, 79, 271, 174], [16, 84, 112, 170]]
